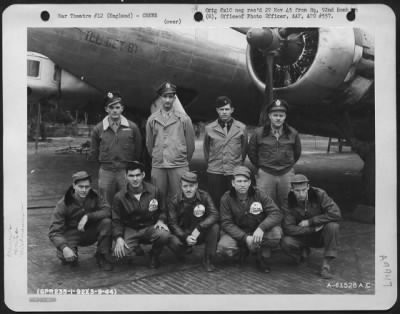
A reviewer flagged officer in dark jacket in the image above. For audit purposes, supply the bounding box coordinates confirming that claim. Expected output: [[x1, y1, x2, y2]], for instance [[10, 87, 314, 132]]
[[89, 91, 143, 206], [281, 174, 342, 279], [48, 171, 113, 271], [217, 166, 283, 273], [248, 99, 301, 208], [168, 171, 220, 272], [112, 161, 172, 268]]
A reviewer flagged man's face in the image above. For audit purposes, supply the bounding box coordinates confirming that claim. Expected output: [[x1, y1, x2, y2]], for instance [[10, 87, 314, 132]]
[[181, 181, 198, 199], [232, 175, 251, 195], [216, 104, 234, 122], [291, 183, 310, 202], [160, 93, 176, 111], [73, 179, 91, 199], [126, 169, 145, 189], [106, 103, 123, 120], [268, 111, 286, 128]]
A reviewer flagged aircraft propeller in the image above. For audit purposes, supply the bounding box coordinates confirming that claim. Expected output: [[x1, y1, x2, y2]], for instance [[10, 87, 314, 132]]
[[246, 27, 307, 125]]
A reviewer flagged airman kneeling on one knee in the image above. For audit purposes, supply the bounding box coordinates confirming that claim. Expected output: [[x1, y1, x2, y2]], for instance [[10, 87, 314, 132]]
[[48, 171, 113, 271], [217, 166, 283, 273], [281, 174, 342, 279]]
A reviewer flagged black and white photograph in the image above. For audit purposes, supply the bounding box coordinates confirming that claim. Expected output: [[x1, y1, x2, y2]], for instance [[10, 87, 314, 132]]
[[3, 3, 397, 311]]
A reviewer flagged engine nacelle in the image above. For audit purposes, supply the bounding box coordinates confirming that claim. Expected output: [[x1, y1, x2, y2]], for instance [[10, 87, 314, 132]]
[[27, 51, 101, 103], [246, 28, 374, 110]]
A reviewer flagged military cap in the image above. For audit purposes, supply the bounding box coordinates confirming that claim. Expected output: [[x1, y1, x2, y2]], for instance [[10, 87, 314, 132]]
[[232, 165, 251, 179], [104, 91, 122, 108], [290, 174, 310, 184], [72, 171, 91, 184], [267, 99, 288, 113], [181, 171, 198, 183], [157, 81, 177, 95], [126, 160, 145, 172], [216, 96, 232, 108]]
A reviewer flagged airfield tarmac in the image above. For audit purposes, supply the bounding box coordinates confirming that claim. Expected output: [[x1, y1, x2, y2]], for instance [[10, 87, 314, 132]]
[[27, 135, 374, 295]]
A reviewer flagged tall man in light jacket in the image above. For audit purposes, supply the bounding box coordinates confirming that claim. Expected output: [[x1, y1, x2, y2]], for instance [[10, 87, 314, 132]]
[[203, 96, 248, 208], [146, 81, 195, 201]]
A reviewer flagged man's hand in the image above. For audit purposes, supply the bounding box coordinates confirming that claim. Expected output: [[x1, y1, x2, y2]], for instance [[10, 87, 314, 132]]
[[298, 220, 310, 227], [62, 246, 77, 262], [77, 215, 88, 232], [154, 220, 169, 232], [252, 227, 264, 244], [113, 237, 129, 259], [315, 225, 324, 232], [245, 236, 254, 249], [186, 235, 197, 246]]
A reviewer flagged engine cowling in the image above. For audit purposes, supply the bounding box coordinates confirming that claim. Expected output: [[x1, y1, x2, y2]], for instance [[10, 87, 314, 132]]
[[246, 28, 374, 111]]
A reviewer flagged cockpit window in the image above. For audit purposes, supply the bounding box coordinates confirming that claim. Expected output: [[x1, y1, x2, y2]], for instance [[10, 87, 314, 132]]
[[27, 60, 40, 77]]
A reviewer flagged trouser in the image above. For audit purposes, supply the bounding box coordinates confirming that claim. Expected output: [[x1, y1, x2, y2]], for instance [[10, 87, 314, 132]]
[[56, 218, 112, 262], [98, 167, 126, 206], [280, 222, 340, 259], [151, 166, 189, 200], [168, 224, 220, 258], [217, 225, 282, 260], [256, 168, 295, 208], [118, 226, 171, 257], [206, 173, 233, 208]]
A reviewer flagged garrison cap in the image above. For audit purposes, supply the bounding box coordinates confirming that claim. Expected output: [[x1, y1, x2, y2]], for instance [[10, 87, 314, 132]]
[[72, 171, 91, 184], [267, 99, 288, 113], [104, 91, 122, 108], [216, 96, 232, 108], [157, 81, 177, 95], [291, 174, 310, 184], [126, 160, 145, 172], [181, 171, 198, 184], [232, 166, 251, 179]]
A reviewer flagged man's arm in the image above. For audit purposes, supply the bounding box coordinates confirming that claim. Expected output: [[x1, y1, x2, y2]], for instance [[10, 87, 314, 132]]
[[247, 131, 258, 167], [258, 195, 283, 231], [111, 196, 125, 240], [87, 126, 100, 162], [48, 201, 69, 250], [293, 133, 302, 162], [86, 193, 111, 221], [197, 191, 219, 231], [145, 118, 154, 156], [241, 126, 249, 162], [167, 199, 186, 241], [308, 190, 342, 226], [184, 117, 196, 162], [203, 130, 210, 162], [281, 207, 316, 235], [132, 122, 143, 161], [220, 196, 247, 243]]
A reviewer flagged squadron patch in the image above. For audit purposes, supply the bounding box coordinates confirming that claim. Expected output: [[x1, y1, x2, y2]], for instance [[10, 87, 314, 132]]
[[193, 204, 205, 217], [107, 92, 113, 98], [249, 202, 263, 215], [148, 199, 158, 212]]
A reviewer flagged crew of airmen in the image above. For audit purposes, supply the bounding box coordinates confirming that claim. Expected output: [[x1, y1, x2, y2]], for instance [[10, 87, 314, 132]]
[[49, 80, 342, 279]]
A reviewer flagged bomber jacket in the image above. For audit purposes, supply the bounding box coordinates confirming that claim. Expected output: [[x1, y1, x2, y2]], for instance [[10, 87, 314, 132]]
[[248, 124, 301, 175], [89, 115, 142, 170], [48, 187, 111, 250], [112, 181, 166, 239], [145, 109, 195, 168], [203, 119, 248, 175], [282, 186, 342, 236], [220, 187, 283, 244], [168, 189, 219, 241]]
